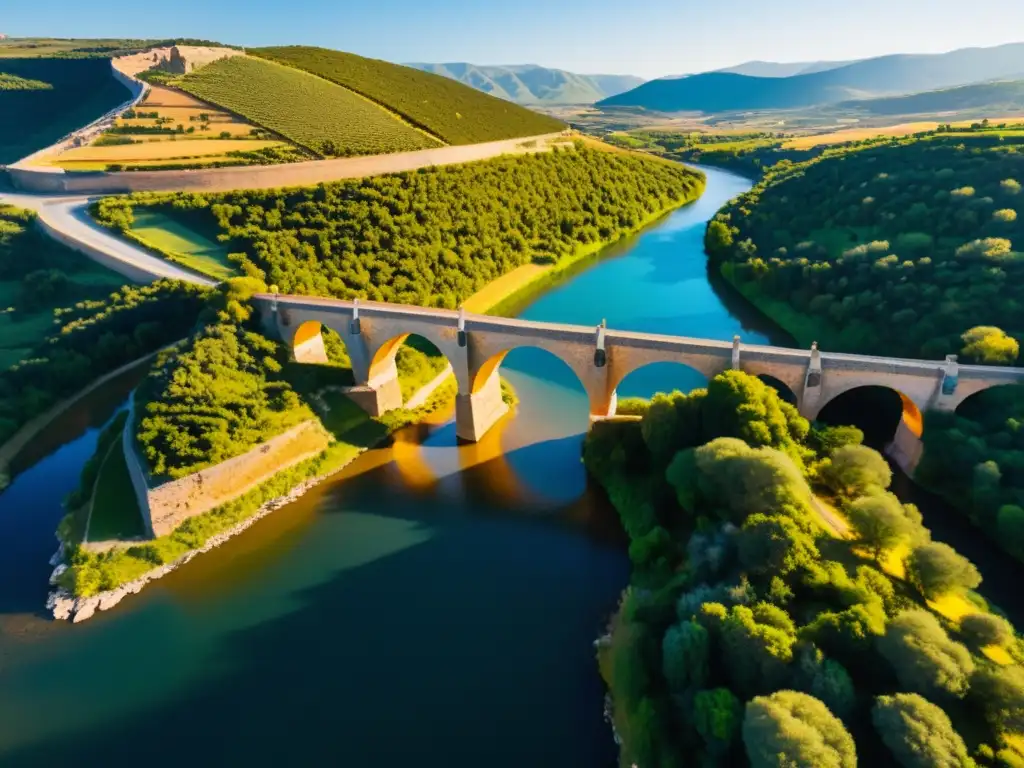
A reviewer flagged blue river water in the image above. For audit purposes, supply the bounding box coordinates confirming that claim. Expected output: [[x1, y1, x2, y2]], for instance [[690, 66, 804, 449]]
[[0, 166, 769, 766]]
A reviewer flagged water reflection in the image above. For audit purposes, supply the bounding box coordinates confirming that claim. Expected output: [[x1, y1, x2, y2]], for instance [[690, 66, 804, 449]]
[[0, 166, 761, 766]]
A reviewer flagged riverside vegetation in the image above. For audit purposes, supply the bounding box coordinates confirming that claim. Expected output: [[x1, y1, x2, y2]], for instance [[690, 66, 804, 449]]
[[586, 371, 1024, 767], [57, 278, 486, 596], [703, 129, 1024, 570], [0, 204, 210, 447], [92, 144, 706, 305]]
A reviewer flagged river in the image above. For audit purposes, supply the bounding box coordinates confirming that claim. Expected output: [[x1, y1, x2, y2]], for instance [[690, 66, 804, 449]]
[[0, 166, 787, 765]]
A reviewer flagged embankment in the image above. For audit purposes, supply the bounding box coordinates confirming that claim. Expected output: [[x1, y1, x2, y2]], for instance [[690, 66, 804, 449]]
[[8, 132, 565, 194]]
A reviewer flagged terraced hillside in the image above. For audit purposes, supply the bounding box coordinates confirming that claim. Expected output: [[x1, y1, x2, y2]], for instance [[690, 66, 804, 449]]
[[253, 46, 565, 144], [175, 55, 441, 157], [0, 57, 130, 163]]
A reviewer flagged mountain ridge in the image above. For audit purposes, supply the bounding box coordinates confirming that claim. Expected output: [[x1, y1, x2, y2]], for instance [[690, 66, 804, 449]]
[[406, 62, 644, 104], [600, 42, 1024, 113]]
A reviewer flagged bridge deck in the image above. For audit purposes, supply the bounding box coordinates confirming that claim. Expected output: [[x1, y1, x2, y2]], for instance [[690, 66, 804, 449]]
[[255, 294, 1024, 382]]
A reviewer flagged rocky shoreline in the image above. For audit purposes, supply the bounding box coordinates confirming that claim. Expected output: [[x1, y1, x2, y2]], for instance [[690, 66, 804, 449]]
[[46, 452, 362, 623]]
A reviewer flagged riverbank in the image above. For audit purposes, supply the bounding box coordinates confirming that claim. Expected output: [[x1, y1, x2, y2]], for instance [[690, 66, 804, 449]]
[[0, 349, 167, 489], [49, 376, 460, 621], [477, 194, 705, 318]]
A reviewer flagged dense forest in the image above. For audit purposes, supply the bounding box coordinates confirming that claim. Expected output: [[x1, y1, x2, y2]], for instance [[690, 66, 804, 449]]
[[0, 279, 209, 446], [706, 132, 1024, 360], [93, 145, 705, 307], [703, 130, 1024, 569], [918, 386, 1024, 567], [604, 131, 826, 177], [0, 204, 209, 450], [586, 372, 1024, 767]]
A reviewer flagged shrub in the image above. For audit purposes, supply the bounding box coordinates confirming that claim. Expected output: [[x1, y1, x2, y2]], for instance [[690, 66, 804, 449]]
[[959, 613, 1014, 649], [905, 542, 982, 599], [877, 610, 974, 699], [871, 693, 973, 768], [743, 690, 856, 768]]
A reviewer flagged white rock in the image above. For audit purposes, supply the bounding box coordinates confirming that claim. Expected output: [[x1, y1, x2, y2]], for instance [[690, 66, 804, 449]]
[[98, 589, 126, 611], [48, 563, 68, 586], [48, 544, 65, 567], [71, 598, 98, 623], [52, 596, 76, 621]]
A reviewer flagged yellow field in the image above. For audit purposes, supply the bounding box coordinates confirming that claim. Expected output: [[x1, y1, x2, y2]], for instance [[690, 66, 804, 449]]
[[53, 139, 280, 163], [785, 117, 1024, 150], [461, 264, 549, 313], [40, 83, 291, 170]]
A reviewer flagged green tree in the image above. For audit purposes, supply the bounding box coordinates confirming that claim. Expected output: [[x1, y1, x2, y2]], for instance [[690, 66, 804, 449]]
[[706, 219, 735, 253], [694, 687, 742, 758], [997, 505, 1024, 559], [717, 603, 797, 696], [877, 610, 974, 699], [820, 444, 893, 498], [743, 690, 856, 768], [905, 542, 982, 599], [846, 492, 916, 560], [960, 326, 1019, 365], [970, 665, 1024, 732], [662, 619, 710, 695], [959, 613, 1014, 649], [792, 645, 856, 718], [871, 693, 974, 768], [737, 513, 820, 577]]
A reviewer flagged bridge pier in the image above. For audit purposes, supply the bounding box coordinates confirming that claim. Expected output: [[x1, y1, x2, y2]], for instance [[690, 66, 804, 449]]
[[455, 368, 508, 442]]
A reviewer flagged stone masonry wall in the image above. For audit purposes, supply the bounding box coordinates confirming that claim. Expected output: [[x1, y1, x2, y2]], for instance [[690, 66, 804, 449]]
[[124, 417, 331, 537]]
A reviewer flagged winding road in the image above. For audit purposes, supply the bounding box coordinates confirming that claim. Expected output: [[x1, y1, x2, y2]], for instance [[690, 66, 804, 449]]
[[0, 189, 214, 285]]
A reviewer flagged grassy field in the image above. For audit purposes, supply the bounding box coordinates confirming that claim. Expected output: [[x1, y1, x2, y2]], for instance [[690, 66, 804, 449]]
[[254, 46, 565, 145], [0, 72, 51, 90], [175, 55, 441, 156], [128, 211, 237, 280], [87, 442, 145, 541]]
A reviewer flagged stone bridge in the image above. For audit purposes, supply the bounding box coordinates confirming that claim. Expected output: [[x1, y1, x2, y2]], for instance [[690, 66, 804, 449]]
[[254, 294, 1024, 470]]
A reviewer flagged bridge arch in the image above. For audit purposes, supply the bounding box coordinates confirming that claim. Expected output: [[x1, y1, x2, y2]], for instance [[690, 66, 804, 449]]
[[368, 329, 467, 396], [814, 385, 923, 446], [471, 345, 600, 418], [954, 381, 1024, 419], [609, 360, 710, 406], [756, 374, 799, 406], [368, 332, 460, 406]]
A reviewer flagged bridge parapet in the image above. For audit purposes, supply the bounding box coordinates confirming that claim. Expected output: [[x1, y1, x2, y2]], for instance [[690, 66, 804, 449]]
[[252, 294, 1024, 444]]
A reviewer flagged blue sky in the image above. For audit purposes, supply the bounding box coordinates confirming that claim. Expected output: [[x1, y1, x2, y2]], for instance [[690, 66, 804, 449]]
[[4, 0, 1024, 78]]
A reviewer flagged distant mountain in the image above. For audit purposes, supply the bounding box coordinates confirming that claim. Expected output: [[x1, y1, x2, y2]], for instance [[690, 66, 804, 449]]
[[842, 79, 1024, 116], [406, 62, 644, 104], [600, 42, 1024, 113], [714, 59, 857, 78]]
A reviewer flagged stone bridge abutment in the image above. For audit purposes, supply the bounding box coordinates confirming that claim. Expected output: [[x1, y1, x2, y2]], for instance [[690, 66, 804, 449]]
[[255, 294, 1024, 463]]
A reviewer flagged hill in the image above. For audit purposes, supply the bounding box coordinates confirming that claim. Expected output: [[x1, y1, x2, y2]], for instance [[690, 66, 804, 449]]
[[252, 46, 565, 144], [0, 57, 130, 163], [174, 55, 441, 157], [406, 62, 644, 104], [714, 59, 857, 78], [842, 79, 1024, 116], [600, 42, 1024, 113]]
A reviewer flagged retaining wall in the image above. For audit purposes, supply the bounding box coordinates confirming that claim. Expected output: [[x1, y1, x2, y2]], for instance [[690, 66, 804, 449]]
[[6, 133, 565, 194], [121, 411, 331, 537]]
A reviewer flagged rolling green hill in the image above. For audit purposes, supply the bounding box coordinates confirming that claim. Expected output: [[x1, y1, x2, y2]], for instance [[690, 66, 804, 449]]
[[0, 57, 130, 164], [252, 46, 565, 144], [406, 62, 644, 104], [175, 55, 441, 157], [601, 42, 1024, 113], [842, 79, 1024, 116]]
